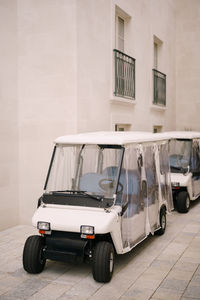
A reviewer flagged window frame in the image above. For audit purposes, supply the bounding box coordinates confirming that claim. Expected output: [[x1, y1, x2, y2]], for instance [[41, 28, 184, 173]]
[[116, 15, 125, 52]]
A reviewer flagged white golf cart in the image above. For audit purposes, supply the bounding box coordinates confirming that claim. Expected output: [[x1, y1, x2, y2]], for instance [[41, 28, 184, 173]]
[[162, 131, 200, 213], [23, 132, 173, 282]]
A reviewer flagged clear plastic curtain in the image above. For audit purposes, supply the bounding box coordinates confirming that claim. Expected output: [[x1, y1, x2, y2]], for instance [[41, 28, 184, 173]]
[[121, 144, 143, 248], [159, 142, 174, 211], [120, 141, 173, 250], [143, 145, 159, 232], [46, 145, 81, 192]]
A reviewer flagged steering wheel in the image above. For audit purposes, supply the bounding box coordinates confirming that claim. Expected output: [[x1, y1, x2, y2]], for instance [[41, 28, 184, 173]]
[[99, 178, 123, 193]]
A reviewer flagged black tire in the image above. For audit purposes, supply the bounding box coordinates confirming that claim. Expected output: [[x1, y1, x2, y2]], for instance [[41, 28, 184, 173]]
[[92, 241, 114, 283], [177, 191, 190, 213], [156, 207, 166, 235], [23, 235, 46, 274]]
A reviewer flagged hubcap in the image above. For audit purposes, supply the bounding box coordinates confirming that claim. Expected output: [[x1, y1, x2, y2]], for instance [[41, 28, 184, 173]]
[[109, 252, 114, 273], [186, 196, 190, 209], [161, 214, 166, 229]]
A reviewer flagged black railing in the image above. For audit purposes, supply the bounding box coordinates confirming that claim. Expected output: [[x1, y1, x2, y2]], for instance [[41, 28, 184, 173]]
[[153, 69, 166, 106], [114, 49, 135, 99]]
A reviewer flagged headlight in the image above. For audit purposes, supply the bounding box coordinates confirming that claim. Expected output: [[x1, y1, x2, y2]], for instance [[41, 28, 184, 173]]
[[81, 225, 94, 235], [80, 225, 95, 239], [37, 221, 51, 231]]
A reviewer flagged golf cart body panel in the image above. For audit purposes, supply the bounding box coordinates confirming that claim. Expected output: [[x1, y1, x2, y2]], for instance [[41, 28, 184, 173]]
[[32, 205, 121, 234], [170, 173, 193, 199]]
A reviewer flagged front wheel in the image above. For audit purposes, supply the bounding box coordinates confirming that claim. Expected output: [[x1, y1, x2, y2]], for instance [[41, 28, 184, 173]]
[[23, 235, 46, 274], [92, 241, 114, 283], [177, 191, 190, 213]]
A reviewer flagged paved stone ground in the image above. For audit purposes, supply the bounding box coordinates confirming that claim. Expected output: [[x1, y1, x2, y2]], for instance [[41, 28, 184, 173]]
[[0, 200, 200, 300]]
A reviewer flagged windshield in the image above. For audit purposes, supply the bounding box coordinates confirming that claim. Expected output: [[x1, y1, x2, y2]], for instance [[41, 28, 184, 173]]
[[45, 144, 123, 199], [169, 139, 192, 172]]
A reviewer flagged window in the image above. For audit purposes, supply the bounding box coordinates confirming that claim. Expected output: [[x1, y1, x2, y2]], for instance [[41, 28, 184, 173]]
[[154, 42, 158, 69], [153, 36, 162, 70], [113, 6, 135, 100], [153, 36, 166, 106], [116, 16, 124, 52], [169, 139, 192, 172], [153, 125, 163, 133], [45, 144, 123, 200], [115, 124, 131, 131], [115, 6, 129, 52], [153, 69, 166, 106], [114, 7, 135, 100]]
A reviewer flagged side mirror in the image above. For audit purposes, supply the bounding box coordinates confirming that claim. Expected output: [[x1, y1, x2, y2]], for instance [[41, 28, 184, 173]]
[[183, 166, 190, 174], [142, 180, 147, 198], [37, 195, 43, 208]]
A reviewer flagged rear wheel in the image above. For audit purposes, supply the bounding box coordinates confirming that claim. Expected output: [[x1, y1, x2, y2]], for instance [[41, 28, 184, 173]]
[[92, 241, 114, 283], [23, 235, 46, 273], [177, 191, 190, 213], [156, 208, 166, 235]]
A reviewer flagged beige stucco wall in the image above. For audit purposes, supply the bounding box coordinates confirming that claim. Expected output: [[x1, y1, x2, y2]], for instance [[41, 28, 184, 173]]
[[175, 0, 200, 130], [76, 0, 111, 132], [18, 0, 78, 224], [0, 0, 19, 230]]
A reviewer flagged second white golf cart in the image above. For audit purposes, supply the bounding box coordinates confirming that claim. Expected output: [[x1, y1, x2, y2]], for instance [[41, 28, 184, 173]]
[[162, 131, 200, 213], [23, 132, 173, 282]]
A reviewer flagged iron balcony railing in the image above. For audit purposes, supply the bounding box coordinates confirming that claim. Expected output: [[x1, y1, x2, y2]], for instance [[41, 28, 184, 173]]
[[114, 49, 135, 99], [153, 69, 166, 106]]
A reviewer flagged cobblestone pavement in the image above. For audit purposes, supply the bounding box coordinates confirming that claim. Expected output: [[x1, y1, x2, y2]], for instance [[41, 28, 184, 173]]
[[0, 200, 200, 300]]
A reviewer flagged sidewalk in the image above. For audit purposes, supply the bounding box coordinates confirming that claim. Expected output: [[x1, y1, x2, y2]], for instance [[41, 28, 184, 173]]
[[0, 201, 200, 300]]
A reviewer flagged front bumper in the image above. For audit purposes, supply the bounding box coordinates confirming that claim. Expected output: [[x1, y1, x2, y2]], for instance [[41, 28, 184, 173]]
[[43, 231, 88, 263]]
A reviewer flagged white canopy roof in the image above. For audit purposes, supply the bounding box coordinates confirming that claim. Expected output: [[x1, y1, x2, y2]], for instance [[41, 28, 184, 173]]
[[55, 131, 168, 146], [158, 131, 200, 140]]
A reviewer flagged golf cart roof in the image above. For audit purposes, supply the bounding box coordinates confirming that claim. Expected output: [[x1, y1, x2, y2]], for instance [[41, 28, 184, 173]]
[[54, 131, 168, 146], [159, 131, 200, 140]]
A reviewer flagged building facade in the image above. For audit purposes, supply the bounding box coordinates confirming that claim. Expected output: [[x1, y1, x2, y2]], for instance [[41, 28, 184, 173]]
[[0, 0, 200, 230]]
